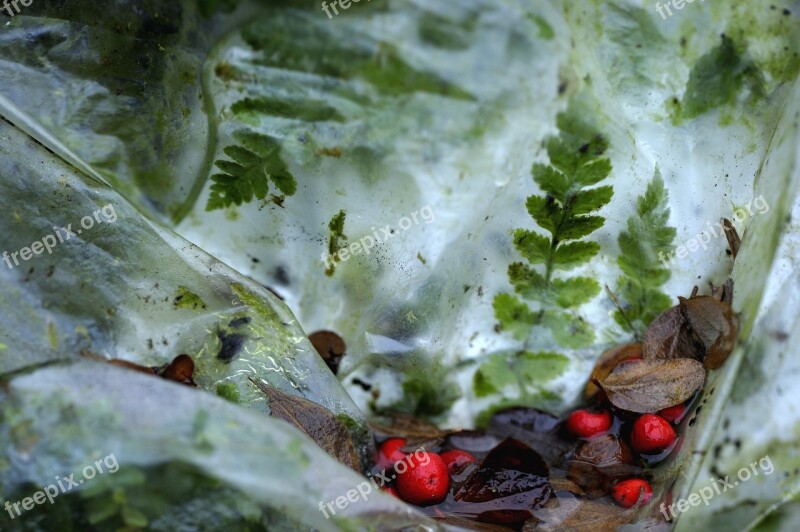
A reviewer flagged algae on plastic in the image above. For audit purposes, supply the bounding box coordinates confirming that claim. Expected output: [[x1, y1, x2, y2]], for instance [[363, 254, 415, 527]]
[[1, 0, 800, 530]]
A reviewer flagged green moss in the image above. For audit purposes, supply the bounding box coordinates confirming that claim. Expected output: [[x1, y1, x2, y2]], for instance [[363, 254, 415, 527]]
[[231, 96, 345, 123], [216, 382, 241, 403], [417, 12, 478, 50], [528, 14, 555, 40], [230, 283, 282, 324], [676, 34, 765, 122], [174, 286, 207, 310], [382, 359, 460, 419], [325, 210, 347, 276]]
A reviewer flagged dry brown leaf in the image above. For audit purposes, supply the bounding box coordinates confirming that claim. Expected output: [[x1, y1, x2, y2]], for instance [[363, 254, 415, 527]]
[[679, 296, 739, 370], [370, 413, 449, 441], [584, 343, 642, 399], [527, 494, 638, 531], [250, 377, 361, 471], [642, 306, 704, 361], [595, 358, 705, 413], [566, 435, 638, 498], [722, 218, 740, 260]]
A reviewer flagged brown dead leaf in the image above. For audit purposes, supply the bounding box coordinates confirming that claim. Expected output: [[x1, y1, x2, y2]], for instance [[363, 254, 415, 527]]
[[566, 435, 638, 498], [434, 516, 513, 531], [453, 438, 552, 526], [528, 494, 637, 531], [370, 413, 449, 441], [722, 218, 740, 260], [585, 343, 642, 399], [486, 407, 570, 466], [679, 296, 739, 370], [596, 358, 705, 413], [642, 306, 704, 361], [250, 377, 360, 471]]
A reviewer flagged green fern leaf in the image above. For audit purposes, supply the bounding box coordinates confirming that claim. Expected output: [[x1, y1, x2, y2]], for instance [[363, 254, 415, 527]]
[[492, 294, 538, 340], [552, 241, 601, 270], [494, 101, 613, 347], [206, 131, 297, 211], [614, 168, 677, 334]]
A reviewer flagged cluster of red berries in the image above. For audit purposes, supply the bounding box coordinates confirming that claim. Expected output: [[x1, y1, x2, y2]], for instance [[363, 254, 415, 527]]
[[566, 399, 688, 508], [375, 438, 477, 506]]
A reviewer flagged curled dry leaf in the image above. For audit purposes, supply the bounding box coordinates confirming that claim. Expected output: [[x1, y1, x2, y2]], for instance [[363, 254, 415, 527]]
[[642, 306, 704, 361], [526, 494, 638, 532], [250, 377, 361, 471], [584, 343, 642, 399], [679, 296, 739, 370], [370, 413, 449, 441], [595, 358, 706, 413], [722, 218, 740, 260]]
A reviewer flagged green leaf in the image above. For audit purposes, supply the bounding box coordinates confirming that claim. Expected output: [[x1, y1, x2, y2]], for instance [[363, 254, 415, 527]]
[[508, 263, 548, 301], [493, 293, 538, 340], [614, 168, 677, 333], [541, 311, 595, 348], [575, 158, 612, 187], [532, 163, 571, 202], [552, 241, 601, 270], [550, 276, 600, 308], [558, 215, 605, 240], [515, 352, 569, 384], [513, 229, 551, 264], [571, 185, 614, 215], [206, 131, 297, 211], [525, 195, 559, 234], [495, 99, 612, 343], [473, 354, 517, 397]]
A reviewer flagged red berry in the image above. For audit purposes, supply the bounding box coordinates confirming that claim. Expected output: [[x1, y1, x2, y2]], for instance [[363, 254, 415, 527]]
[[395, 452, 450, 506], [658, 403, 687, 423], [377, 438, 407, 469], [566, 409, 612, 438], [612, 478, 653, 508], [440, 449, 477, 475], [630, 414, 676, 453]]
